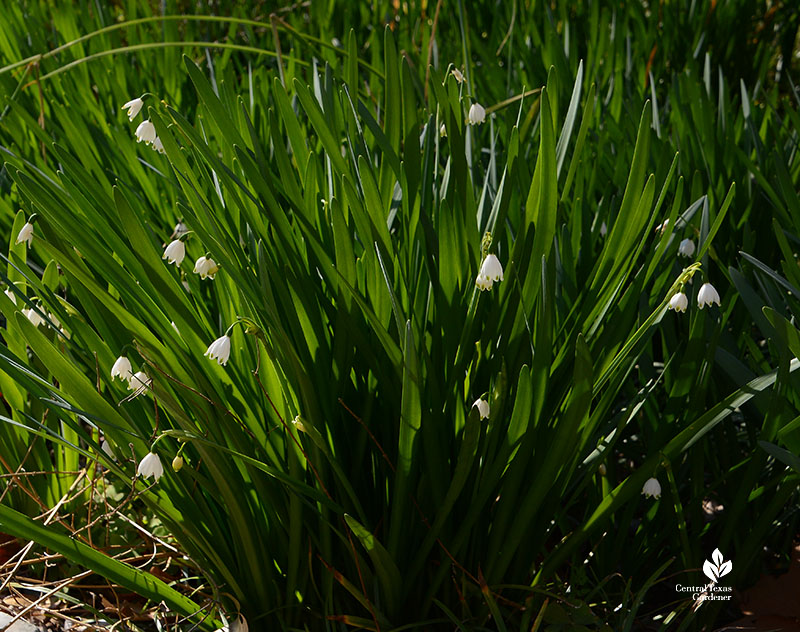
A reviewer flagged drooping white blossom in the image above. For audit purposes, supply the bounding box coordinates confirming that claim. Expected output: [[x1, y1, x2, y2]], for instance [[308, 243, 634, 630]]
[[475, 254, 504, 291], [205, 334, 232, 366], [193, 255, 220, 280], [642, 477, 662, 499], [162, 239, 185, 266], [697, 283, 721, 309], [101, 439, 114, 458], [128, 371, 152, 397], [111, 356, 134, 383], [16, 222, 34, 247], [668, 292, 688, 313], [472, 398, 490, 420], [137, 452, 163, 481], [678, 238, 696, 258], [173, 221, 188, 238], [467, 102, 486, 125], [135, 120, 157, 144], [121, 97, 144, 121]]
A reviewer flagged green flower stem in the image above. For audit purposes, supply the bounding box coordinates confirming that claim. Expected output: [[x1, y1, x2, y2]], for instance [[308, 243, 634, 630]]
[[594, 262, 702, 394]]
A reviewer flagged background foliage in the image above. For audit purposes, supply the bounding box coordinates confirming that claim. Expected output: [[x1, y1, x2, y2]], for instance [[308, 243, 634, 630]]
[[0, 1, 799, 630]]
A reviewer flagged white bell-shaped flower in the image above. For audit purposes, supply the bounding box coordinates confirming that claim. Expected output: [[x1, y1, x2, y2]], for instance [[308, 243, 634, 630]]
[[642, 477, 661, 499], [121, 97, 144, 121], [162, 239, 185, 266], [137, 452, 163, 481], [111, 356, 134, 383], [128, 371, 152, 397], [678, 238, 696, 257], [135, 120, 157, 144], [475, 254, 504, 291], [697, 283, 721, 309], [16, 222, 34, 247], [467, 102, 486, 125], [472, 398, 490, 420], [668, 292, 688, 313], [193, 255, 220, 280], [205, 334, 232, 366], [153, 136, 165, 154], [101, 439, 115, 458]]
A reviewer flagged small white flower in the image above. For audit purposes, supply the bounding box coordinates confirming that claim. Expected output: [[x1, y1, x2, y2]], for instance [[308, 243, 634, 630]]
[[472, 398, 490, 420], [439, 123, 447, 138], [101, 439, 114, 458], [128, 371, 152, 397], [600, 221, 607, 237], [16, 222, 34, 247], [467, 102, 486, 125], [22, 307, 45, 327], [173, 221, 188, 238], [678, 238, 696, 257], [137, 452, 163, 481], [697, 283, 721, 309], [121, 97, 144, 121], [111, 356, 134, 383], [205, 334, 232, 366], [668, 292, 688, 313], [4, 288, 17, 305], [152, 136, 165, 154], [451, 68, 464, 83], [162, 239, 185, 266], [475, 254, 504, 291], [193, 256, 220, 280], [642, 477, 661, 499], [135, 120, 157, 144], [655, 218, 669, 234]]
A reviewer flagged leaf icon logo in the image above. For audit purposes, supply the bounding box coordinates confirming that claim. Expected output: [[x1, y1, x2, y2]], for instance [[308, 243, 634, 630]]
[[703, 548, 732, 583]]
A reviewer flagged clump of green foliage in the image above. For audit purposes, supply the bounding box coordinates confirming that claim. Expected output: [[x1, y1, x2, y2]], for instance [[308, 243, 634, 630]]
[[0, 2, 799, 630]]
